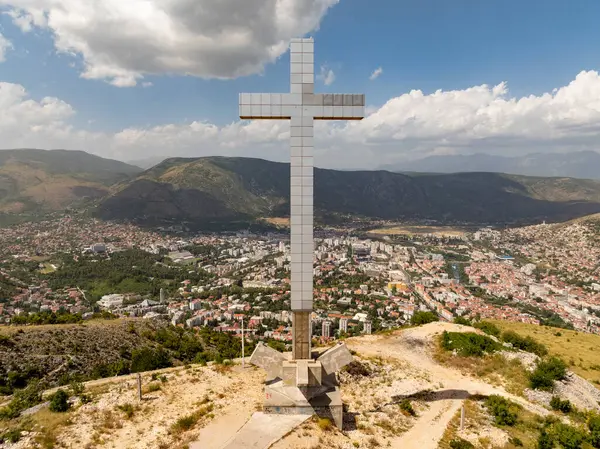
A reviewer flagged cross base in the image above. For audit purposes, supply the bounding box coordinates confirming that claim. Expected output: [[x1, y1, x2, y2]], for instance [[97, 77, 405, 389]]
[[249, 342, 353, 429], [263, 382, 344, 429]]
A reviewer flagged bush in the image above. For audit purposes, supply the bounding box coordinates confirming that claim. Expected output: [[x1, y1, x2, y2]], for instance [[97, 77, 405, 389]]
[[441, 331, 501, 357], [509, 436, 523, 447], [530, 357, 568, 391], [454, 316, 472, 326], [0, 382, 43, 419], [130, 347, 172, 373], [49, 389, 70, 413], [411, 311, 438, 326], [484, 395, 519, 426], [69, 381, 85, 396], [0, 428, 22, 444], [399, 399, 415, 416], [550, 396, 572, 413], [538, 429, 554, 449], [171, 403, 214, 434], [473, 321, 501, 337], [344, 361, 371, 377], [588, 415, 600, 448], [117, 403, 135, 419], [502, 331, 548, 357], [317, 417, 333, 431], [555, 423, 585, 449], [449, 438, 475, 449], [146, 383, 161, 393]]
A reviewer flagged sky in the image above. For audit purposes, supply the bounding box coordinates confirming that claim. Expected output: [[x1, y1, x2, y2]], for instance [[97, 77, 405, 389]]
[[0, 0, 600, 169]]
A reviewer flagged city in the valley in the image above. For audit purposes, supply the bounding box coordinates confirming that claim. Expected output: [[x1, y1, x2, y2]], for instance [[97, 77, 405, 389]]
[[2, 214, 599, 340]]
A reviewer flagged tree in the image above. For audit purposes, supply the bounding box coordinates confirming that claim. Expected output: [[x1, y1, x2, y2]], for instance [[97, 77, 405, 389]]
[[49, 389, 70, 413], [411, 311, 438, 326]]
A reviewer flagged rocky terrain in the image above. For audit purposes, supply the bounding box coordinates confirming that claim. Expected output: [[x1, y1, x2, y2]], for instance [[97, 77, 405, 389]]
[[2, 322, 599, 449]]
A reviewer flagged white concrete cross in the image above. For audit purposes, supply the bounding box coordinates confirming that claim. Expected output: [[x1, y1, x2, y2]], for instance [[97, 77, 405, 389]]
[[239, 37, 365, 359]]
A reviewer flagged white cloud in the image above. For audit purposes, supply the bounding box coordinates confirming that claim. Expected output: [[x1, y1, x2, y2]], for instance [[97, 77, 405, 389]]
[[3, 71, 600, 169], [141, 82, 153, 88], [369, 67, 382, 80], [0, 0, 340, 86], [0, 32, 13, 62], [317, 65, 335, 86]]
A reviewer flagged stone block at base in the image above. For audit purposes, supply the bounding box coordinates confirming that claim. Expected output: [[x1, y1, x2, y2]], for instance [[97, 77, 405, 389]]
[[263, 383, 343, 429]]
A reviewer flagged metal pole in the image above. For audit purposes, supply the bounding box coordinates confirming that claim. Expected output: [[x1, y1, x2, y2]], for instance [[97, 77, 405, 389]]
[[137, 373, 142, 401], [241, 317, 245, 369], [460, 404, 465, 429]]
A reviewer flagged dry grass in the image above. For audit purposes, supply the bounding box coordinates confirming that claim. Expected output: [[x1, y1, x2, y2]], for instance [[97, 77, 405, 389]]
[[170, 403, 214, 436], [491, 320, 600, 384], [30, 408, 74, 449], [434, 343, 529, 395]]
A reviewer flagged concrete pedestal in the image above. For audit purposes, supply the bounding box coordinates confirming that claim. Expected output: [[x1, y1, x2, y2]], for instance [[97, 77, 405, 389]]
[[263, 381, 343, 428], [249, 342, 353, 429]]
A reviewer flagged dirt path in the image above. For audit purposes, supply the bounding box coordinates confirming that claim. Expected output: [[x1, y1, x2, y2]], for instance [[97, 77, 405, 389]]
[[343, 324, 549, 449], [390, 398, 463, 449]]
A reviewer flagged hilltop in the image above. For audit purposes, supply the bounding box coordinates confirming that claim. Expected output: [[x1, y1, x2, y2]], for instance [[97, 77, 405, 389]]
[[0, 149, 141, 216], [97, 156, 600, 226], [2, 321, 600, 449]]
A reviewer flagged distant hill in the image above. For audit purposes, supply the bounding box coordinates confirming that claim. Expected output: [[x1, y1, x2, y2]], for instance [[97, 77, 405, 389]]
[[382, 151, 600, 180], [126, 156, 167, 170], [0, 149, 142, 214], [97, 156, 600, 226]]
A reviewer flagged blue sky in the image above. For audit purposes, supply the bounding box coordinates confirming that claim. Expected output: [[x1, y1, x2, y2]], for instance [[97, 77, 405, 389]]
[[0, 0, 599, 168]]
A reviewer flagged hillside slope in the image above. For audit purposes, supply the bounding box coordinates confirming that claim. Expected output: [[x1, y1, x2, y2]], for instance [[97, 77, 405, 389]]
[[0, 149, 141, 214], [97, 156, 600, 226], [4, 322, 600, 449]]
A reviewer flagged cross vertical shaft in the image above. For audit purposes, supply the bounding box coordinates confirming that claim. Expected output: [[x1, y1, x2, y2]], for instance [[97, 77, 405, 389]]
[[239, 37, 365, 360]]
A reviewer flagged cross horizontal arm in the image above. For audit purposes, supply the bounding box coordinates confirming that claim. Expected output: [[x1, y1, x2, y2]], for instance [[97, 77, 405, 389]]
[[239, 93, 365, 120]]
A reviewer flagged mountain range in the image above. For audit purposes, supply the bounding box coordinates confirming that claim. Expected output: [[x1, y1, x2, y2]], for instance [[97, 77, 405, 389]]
[[98, 155, 600, 226], [0, 149, 141, 215], [382, 151, 600, 179], [3, 149, 600, 226]]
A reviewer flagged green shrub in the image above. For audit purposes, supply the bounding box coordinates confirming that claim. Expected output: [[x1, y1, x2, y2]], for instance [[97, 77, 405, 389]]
[[0, 382, 43, 419], [441, 331, 501, 357], [130, 347, 172, 373], [484, 395, 519, 426], [317, 417, 333, 431], [473, 321, 501, 337], [588, 415, 600, 448], [555, 423, 585, 449], [69, 381, 85, 396], [411, 311, 438, 326], [453, 316, 472, 326], [0, 428, 21, 444], [509, 436, 523, 447], [449, 438, 475, 449], [399, 399, 415, 416], [173, 414, 197, 432], [550, 396, 572, 413], [117, 403, 135, 419], [171, 403, 214, 434], [91, 360, 131, 379], [538, 429, 554, 449], [146, 383, 161, 393], [49, 389, 70, 413], [530, 357, 568, 391], [502, 331, 548, 357]]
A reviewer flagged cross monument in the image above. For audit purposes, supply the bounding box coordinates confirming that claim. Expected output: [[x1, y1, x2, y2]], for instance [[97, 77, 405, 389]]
[[241, 37, 363, 428], [239, 37, 365, 360]]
